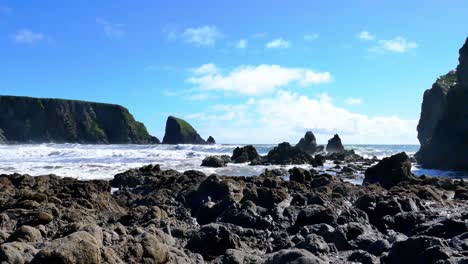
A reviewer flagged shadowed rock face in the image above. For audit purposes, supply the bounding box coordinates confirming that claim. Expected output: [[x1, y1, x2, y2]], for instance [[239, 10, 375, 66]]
[[364, 152, 414, 189], [416, 38, 468, 171], [162, 116, 206, 144], [296, 131, 319, 154], [207, 136, 216, 144], [326, 134, 345, 153], [0, 95, 158, 144]]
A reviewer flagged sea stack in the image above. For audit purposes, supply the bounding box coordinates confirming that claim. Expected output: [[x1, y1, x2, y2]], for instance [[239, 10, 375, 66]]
[[0, 95, 159, 144], [295, 131, 320, 154], [326, 134, 345, 153], [162, 116, 206, 144], [416, 37, 468, 171], [206, 136, 216, 144]]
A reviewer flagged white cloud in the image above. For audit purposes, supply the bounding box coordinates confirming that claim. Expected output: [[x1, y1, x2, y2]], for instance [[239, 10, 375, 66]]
[[266, 38, 291, 49], [236, 39, 248, 49], [190, 91, 417, 144], [371, 36, 418, 53], [345, 97, 363, 105], [188, 64, 332, 96], [356, 31, 375, 41], [304, 33, 319, 41], [96, 18, 125, 38], [182, 26, 222, 46], [12, 29, 45, 44]]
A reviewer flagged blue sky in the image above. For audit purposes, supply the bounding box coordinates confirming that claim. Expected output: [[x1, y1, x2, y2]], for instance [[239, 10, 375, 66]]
[[0, 0, 467, 144]]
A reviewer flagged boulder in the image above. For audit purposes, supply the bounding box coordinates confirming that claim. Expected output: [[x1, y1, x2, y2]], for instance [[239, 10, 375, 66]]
[[207, 136, 216, 144], [265, 249, 328, 264], [326, 134, 345, 153], [0, 242, 38, 264], [296, 131, 319, 154], [363, 152, 414, 189], [295, 234, 330, 254], [201, 155, 230, 167], [186, 224, 241, 259], [231, 145, 260, 163], [416, 37, 468, 171], [31, 231, 102, 264], [162, 116, 206, 144], [6, 225, 42, 243], [383, 236, 451, 264]]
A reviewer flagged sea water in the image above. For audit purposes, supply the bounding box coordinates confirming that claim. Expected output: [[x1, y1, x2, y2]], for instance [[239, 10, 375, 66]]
[[0, 143, 465, 180]]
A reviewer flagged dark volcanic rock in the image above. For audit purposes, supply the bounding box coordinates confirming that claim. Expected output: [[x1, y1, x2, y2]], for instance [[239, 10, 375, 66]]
[[296, 131, 319, 154], [416, 37, 468, 171], [0, 95, 158, 144], [266, 142, 314, 165], [186, 224, 241, 260], [207, 136, 216, 144], [162, 116, 206, 144], [326, 134, 345, 153], [201, 155, 231, 167], [231, 145, 260, 163], [363, 152, 414, 189]]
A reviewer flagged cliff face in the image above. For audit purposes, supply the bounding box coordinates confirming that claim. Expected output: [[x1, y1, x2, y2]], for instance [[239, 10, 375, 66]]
[[0, 95, 159, 144], [416, 38, 468, 171], [162, 116, 206, 144]]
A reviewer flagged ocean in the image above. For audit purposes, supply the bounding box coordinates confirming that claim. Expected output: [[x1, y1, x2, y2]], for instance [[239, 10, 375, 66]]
[[0, 143, 466, 181]]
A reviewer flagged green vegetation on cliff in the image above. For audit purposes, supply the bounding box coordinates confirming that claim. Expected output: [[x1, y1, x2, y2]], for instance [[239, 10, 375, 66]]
[[162, 116, 206, 144], [0, 95, 159, 144]]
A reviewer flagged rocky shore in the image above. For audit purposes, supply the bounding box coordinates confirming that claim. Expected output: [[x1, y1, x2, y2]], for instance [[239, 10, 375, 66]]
[[1, 151, 468, 264]]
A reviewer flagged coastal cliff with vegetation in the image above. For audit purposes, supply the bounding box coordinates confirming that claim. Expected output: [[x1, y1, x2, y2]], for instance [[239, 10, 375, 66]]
[[0, 95, 159, 144], [416, 37, 468, 171]]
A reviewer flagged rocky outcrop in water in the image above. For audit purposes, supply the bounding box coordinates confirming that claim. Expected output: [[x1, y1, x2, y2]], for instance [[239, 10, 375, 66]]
[[207, 136, 216, 144], [2, 159, 468, 263], [416, 37, 468, 171], [162, 116, 206, 144], [231, 145, 260, 163], [296, 131, 321, 154], [364, 152, 415, 189], [0, 95, 159, 144], [326, 134, 345, 153]]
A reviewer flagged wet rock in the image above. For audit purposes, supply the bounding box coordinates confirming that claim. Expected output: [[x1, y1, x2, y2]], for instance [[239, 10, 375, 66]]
[[212, 249, 264, 264], [363, 152, 414, 189], [383, 236, 451, 264], [231, 145, 260, 163], [201, 155, 230, 167], [289, 168, 312, 183], [295, 234, 330, 254], [265, 248, 329, 264], [186, 224, 241, 259]]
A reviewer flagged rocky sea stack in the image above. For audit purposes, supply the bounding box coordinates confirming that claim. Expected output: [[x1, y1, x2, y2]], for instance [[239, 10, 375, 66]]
[[416, 37, 468, 171], [0, 95, 158, 144], [296, 131, 323, 154], [162, 116, 206, 144], [326, 134, 345, 153], [206, 136, 216, 144]]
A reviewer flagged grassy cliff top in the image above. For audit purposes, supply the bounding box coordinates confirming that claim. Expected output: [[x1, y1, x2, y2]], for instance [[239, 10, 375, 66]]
[[436, 71, 457, 91], [168, 116, 197, 136]]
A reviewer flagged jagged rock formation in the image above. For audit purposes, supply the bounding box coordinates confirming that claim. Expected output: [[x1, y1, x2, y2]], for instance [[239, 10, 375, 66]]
[[162, 116, 206, 144], [326, 134, 345, 153], [207, 136, 216, 144], [296, 131, 322, 154], [0, 95, 158, 144], [416, 38, 468, 171]]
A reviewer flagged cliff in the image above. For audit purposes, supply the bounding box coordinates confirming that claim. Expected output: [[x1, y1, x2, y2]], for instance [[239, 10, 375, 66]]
[[416, 37, 468, 171], [162, 116, 206, 144], [0, 95, 159, 144]]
